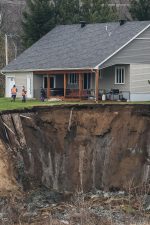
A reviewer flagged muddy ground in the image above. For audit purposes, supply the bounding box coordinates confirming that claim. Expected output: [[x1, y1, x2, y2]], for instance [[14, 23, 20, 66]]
[[0, 104, 149, 224]]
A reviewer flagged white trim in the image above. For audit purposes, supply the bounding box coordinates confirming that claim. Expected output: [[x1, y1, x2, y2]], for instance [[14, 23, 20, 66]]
[[115, 66, 125, 84], [94, 24, 150, 69], [136, 38, 150, 40], [5, 75, 15, 97], [27, 75, 32, 98]]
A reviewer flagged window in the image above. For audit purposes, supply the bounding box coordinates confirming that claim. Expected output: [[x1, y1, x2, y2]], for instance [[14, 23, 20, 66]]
[[43, 76, 56, 89], [115, 67, 125, 84], [68, 73, 77, 84]]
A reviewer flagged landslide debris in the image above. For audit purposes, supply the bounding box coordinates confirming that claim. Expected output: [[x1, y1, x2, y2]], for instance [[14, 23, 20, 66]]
[[0, 188, 150, 225]]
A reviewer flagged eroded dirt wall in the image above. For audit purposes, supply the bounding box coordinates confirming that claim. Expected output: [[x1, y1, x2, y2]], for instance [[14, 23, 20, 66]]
[[0, 104, 150, 192], [0, 138, 17, 191]]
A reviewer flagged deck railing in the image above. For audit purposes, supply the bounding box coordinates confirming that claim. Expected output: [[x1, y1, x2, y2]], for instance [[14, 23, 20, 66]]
[[34, 88, 130, 101], [66, 89, 96, 99], [34, 88, 96, 99]]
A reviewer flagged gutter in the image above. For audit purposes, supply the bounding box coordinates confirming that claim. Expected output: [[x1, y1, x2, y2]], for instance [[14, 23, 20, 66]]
[[1, 67, 94, 74]]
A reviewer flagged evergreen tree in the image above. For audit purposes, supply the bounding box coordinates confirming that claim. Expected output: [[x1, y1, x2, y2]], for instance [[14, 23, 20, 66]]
[[80, 0, 92, 22], [54, 0, 80, 24], [81, 0, 118, 23], [22, 0, 55, 48], [21, 0, 118, 49], [129, 0, 150, 21]]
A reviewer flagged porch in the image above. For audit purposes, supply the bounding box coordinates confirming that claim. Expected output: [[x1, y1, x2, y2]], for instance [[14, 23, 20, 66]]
[[33, 70, 99, 100], [33, 65, 130, 101]]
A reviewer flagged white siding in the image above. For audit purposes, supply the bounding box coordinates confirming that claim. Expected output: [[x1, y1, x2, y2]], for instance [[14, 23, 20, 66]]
[[5, 72, 33, 98], [130, 64, 150, 101]]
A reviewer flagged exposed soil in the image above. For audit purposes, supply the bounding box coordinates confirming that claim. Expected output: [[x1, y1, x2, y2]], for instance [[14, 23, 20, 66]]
[[0, 104, 149, 224], [0, 139, 17, 191]]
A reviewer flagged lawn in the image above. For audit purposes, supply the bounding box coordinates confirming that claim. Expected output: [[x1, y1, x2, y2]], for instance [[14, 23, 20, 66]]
[[0, 98, 149, 111], [0, 98, 69, 111]]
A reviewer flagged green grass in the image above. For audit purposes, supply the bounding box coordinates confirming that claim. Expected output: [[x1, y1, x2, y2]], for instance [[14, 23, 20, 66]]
[[0, 98, 149, 112], [0, 98, 71, 111]]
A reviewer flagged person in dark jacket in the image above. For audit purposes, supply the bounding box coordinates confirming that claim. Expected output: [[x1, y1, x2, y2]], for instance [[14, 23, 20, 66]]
[[22, 86, 27, 102], [40, 87, 46, 102]]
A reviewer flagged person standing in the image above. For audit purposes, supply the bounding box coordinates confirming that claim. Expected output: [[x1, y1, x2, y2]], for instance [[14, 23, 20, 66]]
[[11, 85, 17, 102], [22, 86, 27, 102], [40, 87, 46, 102]]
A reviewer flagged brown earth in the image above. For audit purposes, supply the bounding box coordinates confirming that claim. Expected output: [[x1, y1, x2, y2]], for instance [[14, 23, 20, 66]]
[[0, 139, 18, 191], [0, 104, 149, 192]]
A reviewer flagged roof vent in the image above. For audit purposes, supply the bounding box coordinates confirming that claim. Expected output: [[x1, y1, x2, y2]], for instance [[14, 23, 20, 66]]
[[119, 19, 126, 26], [80, 21, 86, 28]]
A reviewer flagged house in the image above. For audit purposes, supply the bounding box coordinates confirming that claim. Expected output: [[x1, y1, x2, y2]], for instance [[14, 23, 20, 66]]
[[1, 20, 150, 101]]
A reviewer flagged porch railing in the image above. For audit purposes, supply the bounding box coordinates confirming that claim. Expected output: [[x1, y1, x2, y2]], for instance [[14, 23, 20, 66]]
[[66, 89, 96, 99], [34, 88, 130, 101], [34, 88, 96, 99]]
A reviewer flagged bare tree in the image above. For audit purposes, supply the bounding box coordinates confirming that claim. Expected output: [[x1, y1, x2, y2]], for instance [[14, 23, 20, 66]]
[[0, 1, 25, 69]]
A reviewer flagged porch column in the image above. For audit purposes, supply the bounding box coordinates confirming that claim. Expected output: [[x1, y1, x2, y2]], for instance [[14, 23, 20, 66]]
[[64, 73, 67, 98], [79, 73, 83, 98], [47, 75, 51, 98], [95, 70, 99, 101]]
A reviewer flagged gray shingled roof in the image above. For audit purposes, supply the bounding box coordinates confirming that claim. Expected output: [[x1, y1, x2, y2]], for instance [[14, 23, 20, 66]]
[[2, 21, 150, 72]]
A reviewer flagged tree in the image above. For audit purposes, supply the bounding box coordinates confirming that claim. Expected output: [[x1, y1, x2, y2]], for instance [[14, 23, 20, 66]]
[[22, 0, 55, 48], [129, 0, 150, 20], [80, 0, 118, 23], [55, 0, 80, 24], [21, 0, 118, 49]]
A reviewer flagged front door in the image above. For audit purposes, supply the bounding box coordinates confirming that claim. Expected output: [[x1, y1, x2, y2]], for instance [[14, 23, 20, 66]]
[[6, 77, 15, 97], [84, 73, 91, 90]]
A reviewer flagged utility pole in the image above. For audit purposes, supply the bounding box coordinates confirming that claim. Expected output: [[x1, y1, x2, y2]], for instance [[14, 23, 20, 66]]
[[5, 34, 8, 65], [4, 34, 18, 65]]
